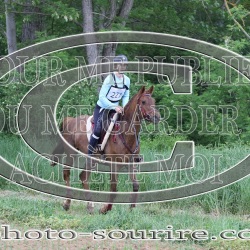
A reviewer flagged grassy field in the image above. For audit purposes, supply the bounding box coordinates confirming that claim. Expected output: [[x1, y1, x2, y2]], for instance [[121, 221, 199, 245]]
[[0, 134, 250, 249]]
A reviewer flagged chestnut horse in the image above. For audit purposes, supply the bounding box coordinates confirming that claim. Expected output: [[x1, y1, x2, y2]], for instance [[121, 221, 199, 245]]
[[50, 86, 160, 214]]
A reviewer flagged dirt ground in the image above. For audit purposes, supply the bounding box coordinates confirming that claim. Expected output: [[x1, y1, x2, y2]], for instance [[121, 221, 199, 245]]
[[0, 191, 209, 250], [0, 237, 208, 250]]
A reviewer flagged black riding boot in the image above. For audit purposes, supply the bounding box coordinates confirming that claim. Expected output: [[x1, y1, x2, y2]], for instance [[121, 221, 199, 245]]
[[88, 134, 99, 155]]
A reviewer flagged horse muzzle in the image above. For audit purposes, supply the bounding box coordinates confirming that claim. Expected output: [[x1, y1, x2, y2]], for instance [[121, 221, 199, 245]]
[[152, 115, 160, 124]]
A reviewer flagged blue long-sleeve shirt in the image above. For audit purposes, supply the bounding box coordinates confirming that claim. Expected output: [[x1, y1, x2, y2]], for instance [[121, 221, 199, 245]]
[[97, 73, 130, 109]]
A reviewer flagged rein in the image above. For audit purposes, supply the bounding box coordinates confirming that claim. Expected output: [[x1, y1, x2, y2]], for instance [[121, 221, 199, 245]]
[[118, 127, 140, 154], [116, 93, 152, 155], [138, 94, 153, 121]]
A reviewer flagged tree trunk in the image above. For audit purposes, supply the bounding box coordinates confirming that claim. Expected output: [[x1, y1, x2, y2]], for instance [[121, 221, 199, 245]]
[[21, 0, 45, 43], [82, 0, 134, 64], [102, 43, 117, 58], [82, 0, 98, 65], [102, 0, 134, 58], [103, 0, 117, 29], [5, 0, 17, 54], [119, 0, 134, 24]]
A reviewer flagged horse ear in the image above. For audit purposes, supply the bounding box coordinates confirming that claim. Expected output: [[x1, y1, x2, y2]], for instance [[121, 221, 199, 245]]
[[138, 86, 146, 95], [147, 85, 154, 94]]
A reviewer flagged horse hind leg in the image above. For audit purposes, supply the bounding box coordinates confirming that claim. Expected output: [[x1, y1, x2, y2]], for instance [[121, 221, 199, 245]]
[[63, 167, 72, 211], [79, 167, 94, 214], [62, 148, 75, 211]]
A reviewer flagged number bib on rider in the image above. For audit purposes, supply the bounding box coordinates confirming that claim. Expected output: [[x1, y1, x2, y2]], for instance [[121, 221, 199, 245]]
[[106, 86, 126, 102]]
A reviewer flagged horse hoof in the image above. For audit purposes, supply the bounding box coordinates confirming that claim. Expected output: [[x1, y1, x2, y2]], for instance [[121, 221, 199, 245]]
[[50, 161, 57, 167], [87, 205, 94, 214], [99, 207, 108, 214], [129, 206, 136, 212], [63, 203, 70, 211]]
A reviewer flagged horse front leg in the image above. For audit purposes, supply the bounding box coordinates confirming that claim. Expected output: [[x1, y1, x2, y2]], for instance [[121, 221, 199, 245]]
[[79, 166, 94, 214], [99, 173, 118, 214], [130, 169, 139, 209]]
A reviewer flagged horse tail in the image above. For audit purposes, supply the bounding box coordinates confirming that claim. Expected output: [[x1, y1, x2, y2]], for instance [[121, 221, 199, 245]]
[[59, 120, 64, 132], [50, 142, 64, 166], [50, 117, 72, 166]]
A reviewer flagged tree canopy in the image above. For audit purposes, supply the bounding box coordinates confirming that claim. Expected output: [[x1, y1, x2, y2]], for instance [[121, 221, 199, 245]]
[[1, 0, 250, 146]]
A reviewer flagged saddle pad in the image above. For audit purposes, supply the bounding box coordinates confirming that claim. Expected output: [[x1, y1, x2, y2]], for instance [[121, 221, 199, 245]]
[[86, 115, 93, 142], [86, 114, 116, 150]]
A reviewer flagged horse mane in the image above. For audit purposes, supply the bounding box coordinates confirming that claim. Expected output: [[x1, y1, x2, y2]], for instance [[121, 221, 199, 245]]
[[122, 86, 153, 119], [123, 86, 152, 113], [123, 90, 140, 114]]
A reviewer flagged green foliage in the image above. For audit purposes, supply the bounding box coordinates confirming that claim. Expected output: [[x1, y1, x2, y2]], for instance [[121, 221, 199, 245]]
[[1, 0, 250, 146], [1, 134, 250, 215], [1, 188, 250, 249], [0, 15, 7, 55], [0, 177, 8, 189], [56, 81, 99, 120], [2, 2, 250, 249], [0, 50, 81, 132], [0, 131, 250, 249]]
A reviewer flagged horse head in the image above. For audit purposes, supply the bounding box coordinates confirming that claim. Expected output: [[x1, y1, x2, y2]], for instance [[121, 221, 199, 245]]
[[136, 86, 161, 123]]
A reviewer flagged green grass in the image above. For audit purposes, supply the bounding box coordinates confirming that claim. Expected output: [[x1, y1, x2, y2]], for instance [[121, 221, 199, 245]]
[[0, 190, 250, 249], [1, 133, 250, 249], [0, 133, 250, 213]]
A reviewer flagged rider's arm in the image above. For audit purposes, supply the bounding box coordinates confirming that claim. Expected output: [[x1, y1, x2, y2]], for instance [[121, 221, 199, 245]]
[[122, 76, 130, 107]]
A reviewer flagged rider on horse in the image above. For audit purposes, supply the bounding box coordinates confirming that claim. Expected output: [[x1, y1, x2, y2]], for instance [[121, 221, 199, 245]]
[[88, 55, 130, 155]]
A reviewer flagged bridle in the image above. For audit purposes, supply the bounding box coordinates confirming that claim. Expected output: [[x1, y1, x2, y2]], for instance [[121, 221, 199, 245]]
[[137, 94, 155, 121], [117, 93, 156, 156]]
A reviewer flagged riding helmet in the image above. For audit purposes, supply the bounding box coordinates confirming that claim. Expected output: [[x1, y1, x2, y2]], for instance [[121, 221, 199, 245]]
[[113, 54, 128, 63]]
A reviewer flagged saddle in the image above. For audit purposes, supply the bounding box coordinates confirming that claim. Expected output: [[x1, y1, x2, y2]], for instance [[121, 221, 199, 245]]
[[86, 112, 143, 162], [86, 112, 120, 150]]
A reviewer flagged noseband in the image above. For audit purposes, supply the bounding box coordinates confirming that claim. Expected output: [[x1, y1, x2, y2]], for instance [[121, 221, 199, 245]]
[[137, 94, 154, 121]]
